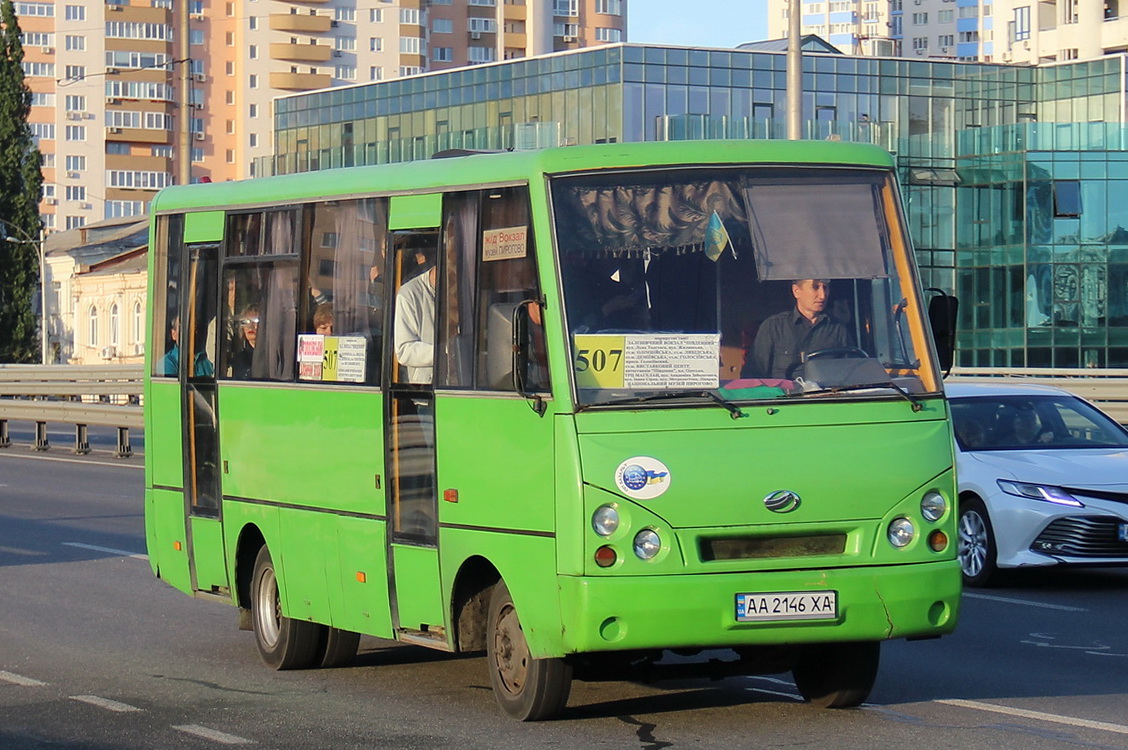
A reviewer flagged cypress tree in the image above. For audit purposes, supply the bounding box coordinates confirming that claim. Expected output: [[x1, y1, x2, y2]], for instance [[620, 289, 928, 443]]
[[0, 0, 43, 363]]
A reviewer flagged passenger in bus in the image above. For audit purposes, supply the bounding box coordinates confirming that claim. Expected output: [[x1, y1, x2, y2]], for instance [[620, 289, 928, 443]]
[[162, 318, 215, 378], [230, 306, 259, 380], [742, 278, 852, 380], [394, 264, 437, 384], [313, 303, 334, 335]]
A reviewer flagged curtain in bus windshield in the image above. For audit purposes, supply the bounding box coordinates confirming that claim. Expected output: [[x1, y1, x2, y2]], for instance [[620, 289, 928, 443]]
[[743, 181, 889, 281], [561, 181, 742, 255]]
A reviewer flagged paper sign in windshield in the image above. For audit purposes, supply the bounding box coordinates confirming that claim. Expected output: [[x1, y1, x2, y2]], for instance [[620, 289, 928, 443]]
[[482, 226, 527, 261], [298, 334, 367, 383], [573, 333, 719, 390]]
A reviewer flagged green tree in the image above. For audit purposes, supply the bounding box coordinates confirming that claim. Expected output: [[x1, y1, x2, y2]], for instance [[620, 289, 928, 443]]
[[0, 0, 43, 363]]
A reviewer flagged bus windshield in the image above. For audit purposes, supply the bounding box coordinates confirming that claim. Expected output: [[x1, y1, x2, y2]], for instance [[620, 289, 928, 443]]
[[551, 166, 938, 408]]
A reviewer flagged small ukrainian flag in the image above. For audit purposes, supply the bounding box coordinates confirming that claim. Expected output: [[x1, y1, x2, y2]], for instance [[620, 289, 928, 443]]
[[705, 210, 731, 262]]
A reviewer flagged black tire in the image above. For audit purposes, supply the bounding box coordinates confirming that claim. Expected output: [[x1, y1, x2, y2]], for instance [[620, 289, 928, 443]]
[[958, 496, 999, 587], [317, 627, 361, 668], [250, 546, 321, 670], [486, 581, 572, 721], [792, 641, 880, 708]]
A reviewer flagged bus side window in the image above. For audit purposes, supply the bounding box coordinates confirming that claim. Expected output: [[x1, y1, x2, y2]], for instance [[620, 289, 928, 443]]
[[476, 187, 544, 392], [151, 214, 181, 378], [436, 192, 478, 388]]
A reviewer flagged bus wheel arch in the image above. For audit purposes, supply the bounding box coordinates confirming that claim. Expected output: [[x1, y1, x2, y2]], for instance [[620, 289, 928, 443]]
[[486, 579, 572, 721], [234, 524, 267, 612], [451, 556, 500, 653], [249, 544, 321, 670]]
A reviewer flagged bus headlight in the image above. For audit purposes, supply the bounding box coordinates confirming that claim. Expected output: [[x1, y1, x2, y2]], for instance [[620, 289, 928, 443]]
[[633, 529, 661, 560], [887, 517, 915, 548], [592, 505, 620, 536], [920, 491, 947, 522]]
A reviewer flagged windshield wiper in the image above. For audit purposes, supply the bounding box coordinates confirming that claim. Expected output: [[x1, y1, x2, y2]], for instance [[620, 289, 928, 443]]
[[583, 389, 747, 420], [789, 380, 924, 412]]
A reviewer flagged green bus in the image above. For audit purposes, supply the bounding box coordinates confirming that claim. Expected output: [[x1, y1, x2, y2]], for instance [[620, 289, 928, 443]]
[[144, 140, 961, 721]]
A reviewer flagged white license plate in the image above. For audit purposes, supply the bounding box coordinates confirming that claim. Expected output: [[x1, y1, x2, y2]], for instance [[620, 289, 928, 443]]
[[1119, 523, 1128, 542], [735, 591, 838, 622]]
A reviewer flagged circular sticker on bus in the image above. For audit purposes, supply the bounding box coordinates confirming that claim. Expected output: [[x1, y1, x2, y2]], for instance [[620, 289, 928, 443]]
[[614, 456, 671, 500]]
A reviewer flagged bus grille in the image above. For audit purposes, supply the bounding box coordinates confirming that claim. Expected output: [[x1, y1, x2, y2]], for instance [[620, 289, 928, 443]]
[[1031, 516, 1128, 558], [699, 534, 847, 562]]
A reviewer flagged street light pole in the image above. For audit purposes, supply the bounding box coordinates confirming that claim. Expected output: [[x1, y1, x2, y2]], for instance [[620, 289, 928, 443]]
[[1, 219, 48, 364]]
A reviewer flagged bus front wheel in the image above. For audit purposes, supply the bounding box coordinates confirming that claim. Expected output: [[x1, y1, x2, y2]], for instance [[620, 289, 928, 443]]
[[486, 581, 572, 721], [250, 546, 321, 670], [791, 641, 880, 708]]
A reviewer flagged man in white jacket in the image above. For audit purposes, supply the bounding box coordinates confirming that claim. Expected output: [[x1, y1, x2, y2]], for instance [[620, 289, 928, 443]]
[[394, 265, 437, 384]]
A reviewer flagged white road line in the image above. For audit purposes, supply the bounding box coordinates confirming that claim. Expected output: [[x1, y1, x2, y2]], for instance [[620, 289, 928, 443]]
[[938, 699, 1128, 736], [172, 725, 255, 745], [0, 670, 47, 687], [0, 452, 142, 469], [71, 695, 142, 713], [62, 542, 148, 561], [962, 592, 1087, 612]]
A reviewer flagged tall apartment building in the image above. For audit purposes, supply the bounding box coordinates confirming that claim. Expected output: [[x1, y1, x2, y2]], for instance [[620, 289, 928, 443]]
[[17, 0, 625, 234], [993, 0, 1128, 63], [766, 0, 993, 60]]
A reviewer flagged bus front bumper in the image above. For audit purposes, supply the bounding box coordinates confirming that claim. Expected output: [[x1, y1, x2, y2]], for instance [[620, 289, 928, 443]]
[[556, 561, 961, 655]]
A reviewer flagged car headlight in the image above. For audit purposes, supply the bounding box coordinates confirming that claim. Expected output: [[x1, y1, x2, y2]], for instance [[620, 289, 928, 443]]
[[887, 517, 915, 548], [920, 491, 947, 522], [997, 480, 1083, 507], [633, 529, 661, 560], [592, 505, 620, 536]]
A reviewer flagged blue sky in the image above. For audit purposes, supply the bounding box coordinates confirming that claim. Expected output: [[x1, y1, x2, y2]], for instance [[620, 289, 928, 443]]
[[627, 0, 769, 49]]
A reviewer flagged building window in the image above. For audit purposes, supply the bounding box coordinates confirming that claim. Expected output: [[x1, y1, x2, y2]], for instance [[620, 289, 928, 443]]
[[595, 27, 622, 41], [64, 125, 86, 141], [30, 123, 55, 141], [335, 65, 356, 80], [249, 103, 258, 118], [249, 74, 258, 89], [31, 92, 55, 107], [334, 7, 355, 21], [1063, 0, 1078, 22], [64, 94, 85, 111], [64, 34, 85, 50], [553, 0, 577, 16], [133, 301, 143, 345], [938, 9, 954, 22], [1013, 6, 1030, 40], [467, 45, 495, 63], [399, 7, 420, 24], [89, 306, 98, 347], [336, 36, 356, 50], [65, 155, 86, 171], [399, 66, 423, 76], [110, 303, 120, 347], [433, 46, 453, 61], [433, 18, 453, 33], [912, 11, 928, 23], [912, 36, 928, 50], [468, 17, 496, 32], [66, 185, 86, 201], [370, 8, 382, 22], [370, 37, 383, 51], [595, 0, 621, 14], [370, 66, 384, 80], [14, 3, 55, 17], [938, 33, 955, 46], [554, 22, 579, 37], [64, 4, 84, 20], [400, 36, 422, 53], [249, 134, 257, 148], [64, 65, 85, 82], [249, 44, 258, 59], [958, 30, 979, 42]]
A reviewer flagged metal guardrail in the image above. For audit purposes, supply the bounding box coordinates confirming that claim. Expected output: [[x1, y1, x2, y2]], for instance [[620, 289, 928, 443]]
[[0, 364, 143, 457], [949, 367, 1128, 424]]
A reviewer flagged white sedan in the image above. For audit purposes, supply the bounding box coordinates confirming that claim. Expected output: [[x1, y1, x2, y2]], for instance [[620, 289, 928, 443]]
[[948, 381, 1128, 586]]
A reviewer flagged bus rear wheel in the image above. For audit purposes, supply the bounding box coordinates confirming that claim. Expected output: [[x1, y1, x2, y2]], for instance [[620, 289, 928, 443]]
[[317, 627, 361, 668], [791, 641, 880, 708], [486, 581, 572, 721], [250, 546, 321, 670]]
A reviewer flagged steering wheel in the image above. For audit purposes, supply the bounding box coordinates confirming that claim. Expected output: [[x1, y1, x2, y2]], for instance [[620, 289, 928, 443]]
[[803, 346, 869, 362]]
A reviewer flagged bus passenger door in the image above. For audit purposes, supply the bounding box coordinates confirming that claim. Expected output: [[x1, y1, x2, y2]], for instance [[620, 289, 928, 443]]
[[385, 212, 445, 640], [181, 241, 229, 596]]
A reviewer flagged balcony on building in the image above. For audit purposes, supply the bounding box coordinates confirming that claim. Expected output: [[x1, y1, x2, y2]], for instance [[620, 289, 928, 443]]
[[270, 71, 332, 91], [270, 42, 333, 63], [269, 13, 333, 33]]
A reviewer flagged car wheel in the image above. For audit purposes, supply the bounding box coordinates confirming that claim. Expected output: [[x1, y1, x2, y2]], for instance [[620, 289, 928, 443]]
[[958, 497, 999, 587]]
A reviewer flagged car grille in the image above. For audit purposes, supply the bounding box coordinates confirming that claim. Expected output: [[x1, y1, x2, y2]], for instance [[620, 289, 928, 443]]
[[1065, 487, 1128, 505], [1031, 516, 1128, 558]]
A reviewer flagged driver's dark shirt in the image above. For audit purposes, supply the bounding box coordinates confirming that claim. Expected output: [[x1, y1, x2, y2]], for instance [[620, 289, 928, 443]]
[[742, 308, 852, 380]]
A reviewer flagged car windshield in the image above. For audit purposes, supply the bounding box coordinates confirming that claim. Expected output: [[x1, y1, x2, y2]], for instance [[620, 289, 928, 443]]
[[550, 165, 939, 408], [951, 394, 1128, 451]]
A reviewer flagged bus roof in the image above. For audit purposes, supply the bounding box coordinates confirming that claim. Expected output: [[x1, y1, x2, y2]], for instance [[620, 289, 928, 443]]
[[150, 139, 896, 214]]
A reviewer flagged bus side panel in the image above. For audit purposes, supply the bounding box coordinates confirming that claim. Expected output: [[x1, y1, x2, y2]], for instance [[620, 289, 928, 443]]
[[148, 380, 184, 490], [146, 488, 192, 594], [439, 529, 563, 658], [189, 517, 229, 594], [218, 386, 385, 628], [332, 517, 393, 637]]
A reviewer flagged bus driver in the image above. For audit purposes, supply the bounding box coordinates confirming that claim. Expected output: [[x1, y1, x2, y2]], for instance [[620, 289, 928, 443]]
[[742, 278, 852, 380]]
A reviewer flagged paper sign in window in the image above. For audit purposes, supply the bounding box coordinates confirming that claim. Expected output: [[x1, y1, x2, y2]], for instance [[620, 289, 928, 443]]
[[298, 334, 367, 383], [573, 333, 720, 390], [482, 226, 527, 261]]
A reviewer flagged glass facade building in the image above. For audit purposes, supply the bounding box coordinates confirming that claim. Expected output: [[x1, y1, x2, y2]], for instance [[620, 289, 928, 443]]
[[271, 44, 1128, 369]]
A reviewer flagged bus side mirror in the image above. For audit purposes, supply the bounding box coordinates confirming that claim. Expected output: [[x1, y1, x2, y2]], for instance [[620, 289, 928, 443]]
[[926, 289, 958, 377]]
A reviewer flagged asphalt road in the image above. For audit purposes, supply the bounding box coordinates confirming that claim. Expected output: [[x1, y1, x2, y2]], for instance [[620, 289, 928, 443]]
[[3, 442, 1128, 749]]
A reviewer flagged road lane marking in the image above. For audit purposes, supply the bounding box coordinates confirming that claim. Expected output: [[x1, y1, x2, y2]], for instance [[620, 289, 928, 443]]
[[62, 542, 148, 561], [173, 725, 255, 745], [0, 671, 47, 686], [0, 453, 142, 469], [962, 592, 1087, 612], [71, 695, 142, 713], [938, 699, 1128, 736], [0, 545, 46, 557]]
